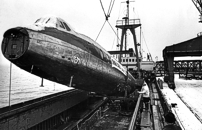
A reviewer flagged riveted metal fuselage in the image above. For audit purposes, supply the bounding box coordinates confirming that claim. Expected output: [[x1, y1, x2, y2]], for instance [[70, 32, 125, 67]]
[[2, 27, 141, 96]]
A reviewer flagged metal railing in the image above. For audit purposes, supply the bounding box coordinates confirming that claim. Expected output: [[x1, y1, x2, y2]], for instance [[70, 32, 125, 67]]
[[128, 94, 142, 130], [116, 19, 141, 26], [156, 79, 171, 115]]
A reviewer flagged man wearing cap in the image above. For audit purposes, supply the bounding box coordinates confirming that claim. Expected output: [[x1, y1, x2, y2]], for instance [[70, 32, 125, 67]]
[[138, 81, 150, 110]]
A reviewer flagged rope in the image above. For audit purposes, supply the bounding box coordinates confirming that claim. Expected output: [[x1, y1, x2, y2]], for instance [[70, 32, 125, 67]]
[[107, 0, 115, 17], [107, 0, 113, 17], [107, 21, 121, 42], [95, 20, 106, 41], [141, 30, 153, 61], [99, 0, 107, 19], [96, 0, 118, 42]]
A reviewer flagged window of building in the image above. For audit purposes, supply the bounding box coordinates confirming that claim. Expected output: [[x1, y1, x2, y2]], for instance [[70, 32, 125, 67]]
[[126, 59, 128, 62], [123, 59, 125, 62], [129, 68, 133, 71], [129, 59, 131, 62], [132, 59, 135, 62]]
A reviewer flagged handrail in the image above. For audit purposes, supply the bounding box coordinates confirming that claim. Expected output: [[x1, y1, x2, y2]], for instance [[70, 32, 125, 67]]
[[116, 19, 141, 26], [0, 89, 80, 120], [128, 93, 142, 130]]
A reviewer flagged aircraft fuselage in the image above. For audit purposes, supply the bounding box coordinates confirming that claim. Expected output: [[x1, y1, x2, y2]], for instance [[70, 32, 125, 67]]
[[1, 16, 142, 96]]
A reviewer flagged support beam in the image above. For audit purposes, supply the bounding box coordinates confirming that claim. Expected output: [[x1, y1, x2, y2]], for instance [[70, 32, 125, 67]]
[[163, 36, 202, 88], [130, 28, 140, 73]]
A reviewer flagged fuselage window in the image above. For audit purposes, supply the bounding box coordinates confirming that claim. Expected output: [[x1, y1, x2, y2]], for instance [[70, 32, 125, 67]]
[[40, 18, 46, 23], [35, 18, 45, 24], [63, 22, 71, 31]]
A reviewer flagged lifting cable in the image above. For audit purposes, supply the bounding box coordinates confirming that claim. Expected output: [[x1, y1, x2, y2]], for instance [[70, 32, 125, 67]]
[[141, 29, 153, 61], [95, 20, 106, 41], [96, 0, 120, 43], [111, 28, 119, 50]]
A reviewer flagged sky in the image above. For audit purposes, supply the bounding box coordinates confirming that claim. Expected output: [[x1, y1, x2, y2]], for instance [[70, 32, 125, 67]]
[[0, 0, 202, 65]]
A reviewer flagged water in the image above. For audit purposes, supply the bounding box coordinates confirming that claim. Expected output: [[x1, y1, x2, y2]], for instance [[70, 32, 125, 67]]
[[0, 64, 72, 108]]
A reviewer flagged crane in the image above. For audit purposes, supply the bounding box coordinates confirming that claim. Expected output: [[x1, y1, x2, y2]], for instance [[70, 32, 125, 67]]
[[192, 0, 202, 22]]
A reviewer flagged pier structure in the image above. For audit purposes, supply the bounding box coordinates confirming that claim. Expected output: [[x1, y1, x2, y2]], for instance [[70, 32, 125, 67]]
[[155, 60, 202, 78], [163, 35, 202, 88]]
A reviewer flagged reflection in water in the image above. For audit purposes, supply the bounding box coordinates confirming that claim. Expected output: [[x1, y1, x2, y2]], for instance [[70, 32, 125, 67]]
[[0, 64, 72, 108]]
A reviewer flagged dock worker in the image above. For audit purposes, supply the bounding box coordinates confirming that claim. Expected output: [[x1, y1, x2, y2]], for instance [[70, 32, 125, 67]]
[[163, 112, 182, 130], [138, 81, 150, 110]]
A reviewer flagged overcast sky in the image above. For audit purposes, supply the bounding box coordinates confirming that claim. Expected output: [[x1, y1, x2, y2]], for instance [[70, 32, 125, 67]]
[[0, 0, 201, 65]]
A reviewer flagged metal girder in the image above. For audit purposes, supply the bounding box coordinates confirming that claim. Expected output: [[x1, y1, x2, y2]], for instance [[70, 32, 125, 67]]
[[192, 0, 202, 15], [155, 60, 202, 75], [163, 36, 202, 88], [192, 0, 202, 22], [163, 36, 202, 57]]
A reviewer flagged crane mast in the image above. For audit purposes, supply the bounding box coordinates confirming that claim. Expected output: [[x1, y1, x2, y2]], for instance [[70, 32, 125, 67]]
[[192, 0, 202, 22]]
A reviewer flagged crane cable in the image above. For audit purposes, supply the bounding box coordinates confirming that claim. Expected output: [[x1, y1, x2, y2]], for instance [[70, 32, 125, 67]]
[[141, 30, 153, 61], [95, 21, 106, 41], [96, 0, 120, 42]]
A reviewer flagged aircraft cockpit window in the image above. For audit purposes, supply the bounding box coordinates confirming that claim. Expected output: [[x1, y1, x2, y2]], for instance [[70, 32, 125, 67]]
[[35, 18, 46, 24], [35, 18, 41, 23], [59, 21, 65, 29], [63, 22, 71, 31], [46, 18, 51, 23]]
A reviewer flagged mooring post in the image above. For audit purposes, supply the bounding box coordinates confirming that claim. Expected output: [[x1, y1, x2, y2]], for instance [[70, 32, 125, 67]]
[[40, 78, 44, 87]]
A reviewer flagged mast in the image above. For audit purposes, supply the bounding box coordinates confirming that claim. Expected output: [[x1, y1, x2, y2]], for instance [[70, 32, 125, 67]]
[[116, 0, 141, 75]]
